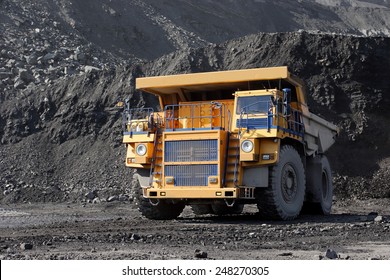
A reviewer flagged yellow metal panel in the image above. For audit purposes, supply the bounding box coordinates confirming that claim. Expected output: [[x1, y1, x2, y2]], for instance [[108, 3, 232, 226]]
[[259, 138, 279, 165], [126, 143, 135, 160], [241, 138, 280, 167], [240, 153, 259, 161], [126, 163, 145, 168], [134, 156, 151, 164], [123, 133, 155, 143], [178, 104, 194, 129]]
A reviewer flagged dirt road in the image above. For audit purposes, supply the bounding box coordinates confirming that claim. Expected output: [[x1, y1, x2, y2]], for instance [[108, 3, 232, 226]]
[[1, 199, 389, 260]]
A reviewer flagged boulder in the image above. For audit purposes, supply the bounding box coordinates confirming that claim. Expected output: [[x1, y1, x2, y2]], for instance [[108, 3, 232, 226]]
[[325, 249, 338, 259], [374, 215, 383, 223], [13, 78, 26, 89], [20, 243, 33, 250], [107, 195, 119, 202], [18, 69, 34, 83], [84, 66, 100, 73], [194, 249, 208, 258]]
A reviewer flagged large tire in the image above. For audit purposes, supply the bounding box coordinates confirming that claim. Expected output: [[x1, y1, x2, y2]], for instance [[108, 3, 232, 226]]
[[191, 204, 214, 215], [256, 145, 306, 220], [134, 183, 185, 220], [304, 156, 333, 215], [211, 203, 244, 216]]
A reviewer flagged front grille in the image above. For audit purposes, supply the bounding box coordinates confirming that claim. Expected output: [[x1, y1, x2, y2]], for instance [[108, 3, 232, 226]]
[[164, 140, 218, 162], [165, 164, 218, 186]]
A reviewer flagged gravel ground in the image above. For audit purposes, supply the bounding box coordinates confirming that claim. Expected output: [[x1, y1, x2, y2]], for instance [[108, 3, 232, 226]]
[[1, 199, 390, 260]]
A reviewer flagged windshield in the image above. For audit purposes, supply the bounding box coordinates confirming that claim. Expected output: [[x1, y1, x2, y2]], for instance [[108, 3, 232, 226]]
[[236, 95, 271, 114]]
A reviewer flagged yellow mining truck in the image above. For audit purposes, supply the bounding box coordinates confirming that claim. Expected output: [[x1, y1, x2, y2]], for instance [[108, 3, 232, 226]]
[[123, 66, 338, 220]]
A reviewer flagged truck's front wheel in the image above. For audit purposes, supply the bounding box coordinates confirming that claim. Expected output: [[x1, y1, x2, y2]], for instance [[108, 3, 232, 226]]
[[256, 145, 306, 220], [134, 184, 185, 220]]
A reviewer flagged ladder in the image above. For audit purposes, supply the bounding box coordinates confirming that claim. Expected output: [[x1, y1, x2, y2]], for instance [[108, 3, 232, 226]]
[[224, 133, 240, 188], [149, 130, 163, 187]]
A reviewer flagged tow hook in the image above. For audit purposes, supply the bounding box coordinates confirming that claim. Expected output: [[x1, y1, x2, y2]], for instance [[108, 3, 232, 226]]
[[149, 199, 159, 206], [224, 199, 236, 207]]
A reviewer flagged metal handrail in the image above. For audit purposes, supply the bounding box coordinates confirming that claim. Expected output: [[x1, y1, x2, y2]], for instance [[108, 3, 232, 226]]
[[164, 102, 225, 130], [123, 107, 154, 135], [285, 108, 305, 136]]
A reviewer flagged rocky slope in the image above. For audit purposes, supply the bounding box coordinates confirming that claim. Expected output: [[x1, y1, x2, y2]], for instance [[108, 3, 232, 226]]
[[1, 0, 390, 96], [1, 0, 390, 203], [1, 31, 390, 203]]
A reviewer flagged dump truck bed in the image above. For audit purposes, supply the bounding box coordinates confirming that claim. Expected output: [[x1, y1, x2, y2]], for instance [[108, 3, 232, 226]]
[[136, 66, 304, 95], [302, 111, 338, 155]]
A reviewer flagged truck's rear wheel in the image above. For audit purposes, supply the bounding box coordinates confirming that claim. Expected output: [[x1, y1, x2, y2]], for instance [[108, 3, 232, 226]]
[[134, 183, 185, 220], [304, 156, 333, 215], [256, 145, 305, 220], [318, 156, 333, 214], [211, 203, 244, 216]]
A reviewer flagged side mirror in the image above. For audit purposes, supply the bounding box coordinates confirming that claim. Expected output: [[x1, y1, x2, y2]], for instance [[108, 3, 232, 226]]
[[271, 96, 277, 106], [282, 88, 291, 116]]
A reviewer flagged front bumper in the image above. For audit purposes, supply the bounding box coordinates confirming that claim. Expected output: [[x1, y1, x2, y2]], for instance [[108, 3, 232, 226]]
[[143, 187, 239, 199]]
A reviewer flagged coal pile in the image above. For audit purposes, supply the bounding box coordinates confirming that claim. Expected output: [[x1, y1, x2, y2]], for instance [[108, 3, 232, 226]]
[[0, 0, 130, 101], [1, 0, 390, 203]]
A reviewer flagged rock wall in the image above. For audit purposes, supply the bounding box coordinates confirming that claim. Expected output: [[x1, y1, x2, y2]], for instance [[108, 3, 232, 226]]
[[1, 0, 390, 202]]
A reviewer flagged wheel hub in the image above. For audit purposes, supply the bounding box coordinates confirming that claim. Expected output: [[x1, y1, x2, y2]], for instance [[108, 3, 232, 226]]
[[281, 164, 298, 203]]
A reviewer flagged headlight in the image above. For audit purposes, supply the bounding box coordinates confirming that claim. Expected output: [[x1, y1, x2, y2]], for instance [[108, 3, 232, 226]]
[[136, 144, 147, 156], [241, 140, 254, 153]]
